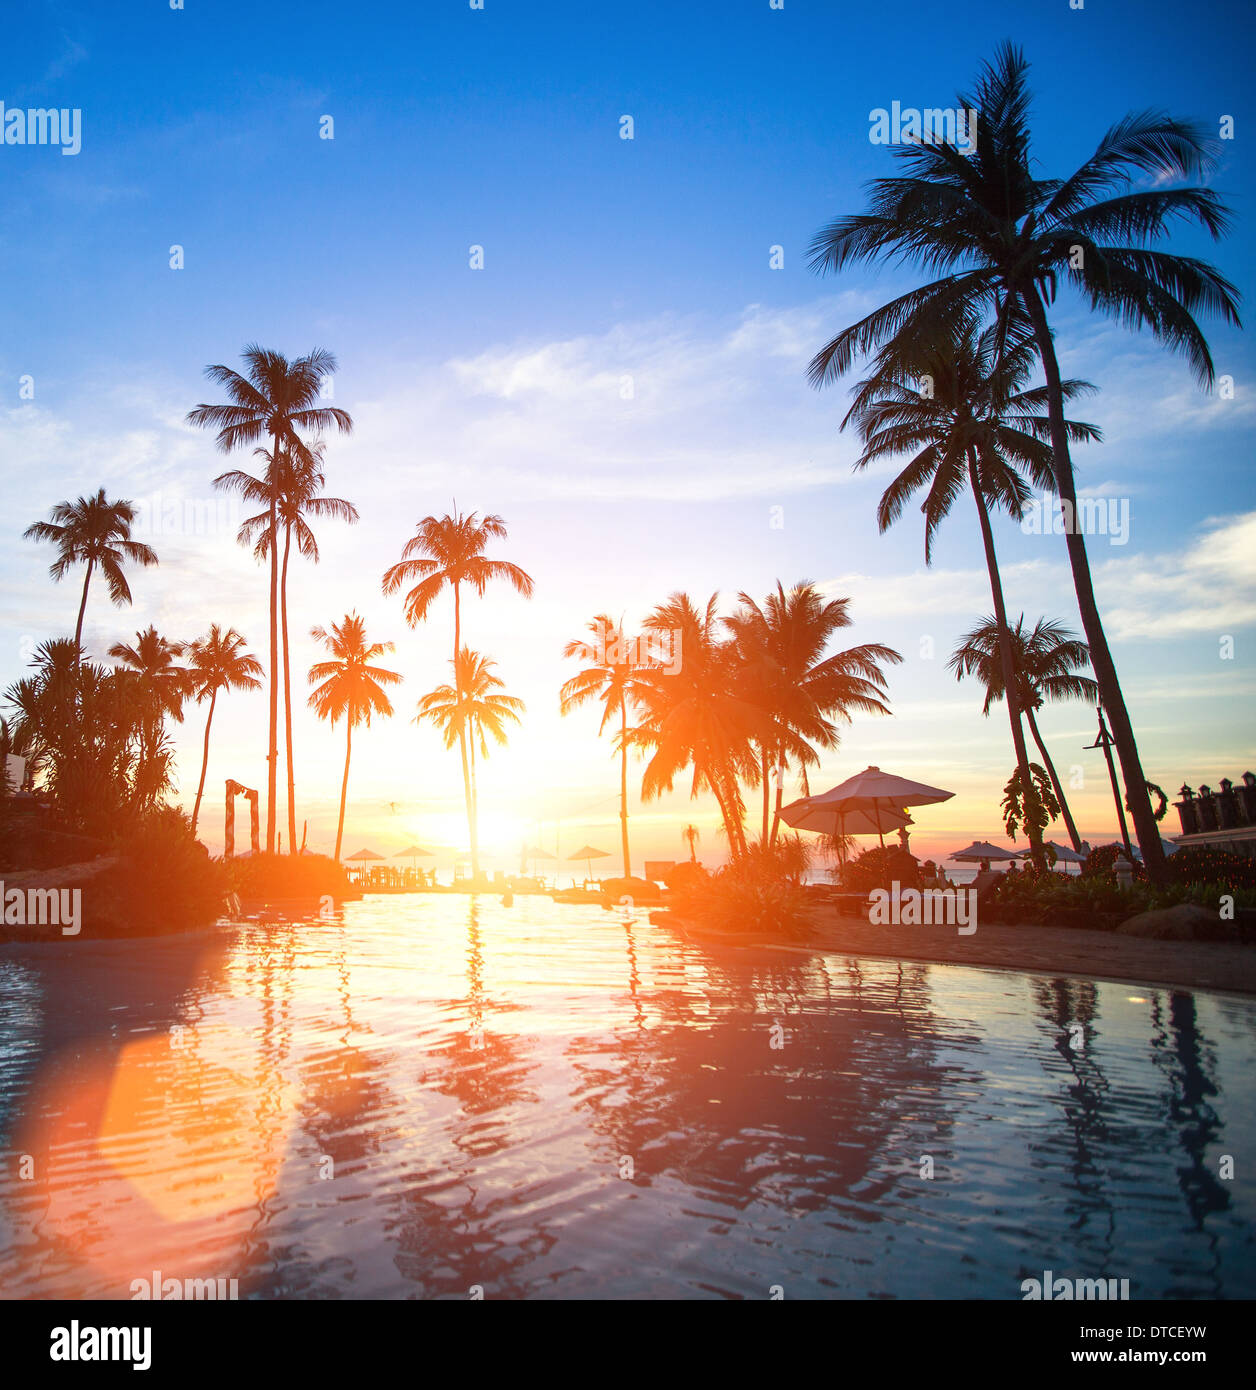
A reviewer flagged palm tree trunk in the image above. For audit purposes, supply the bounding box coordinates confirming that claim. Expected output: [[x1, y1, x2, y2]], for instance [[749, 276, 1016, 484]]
[[334, 720, 351, 862], [191, 688, 217, 836], [770, 748, 787, 845], [1021, 290, 1165, 881], [74, 559, 94, 659], [760, 747, 771, 843], [619, 694, 632, 879], [265, 438, 280, 854], [1025, 704, 1083, 853], [281, 523, 296, 855], [453, 582, 478, 883], [969, 458, 1045, 868]]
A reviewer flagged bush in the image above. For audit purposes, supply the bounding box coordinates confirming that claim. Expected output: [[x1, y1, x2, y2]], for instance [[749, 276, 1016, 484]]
[[226, 851, 353, 903], [91, 805, 229, 934], [663, 861, 709, 892], [669, 837, 812, 937], [838, 846, 921, 895]]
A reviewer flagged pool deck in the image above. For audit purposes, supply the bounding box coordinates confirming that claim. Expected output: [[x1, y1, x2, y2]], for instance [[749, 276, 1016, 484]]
[[668, 908, 1256, 997]]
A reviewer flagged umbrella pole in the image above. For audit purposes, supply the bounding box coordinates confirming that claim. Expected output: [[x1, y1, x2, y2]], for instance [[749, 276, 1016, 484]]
[[876, 800, 884, 849]]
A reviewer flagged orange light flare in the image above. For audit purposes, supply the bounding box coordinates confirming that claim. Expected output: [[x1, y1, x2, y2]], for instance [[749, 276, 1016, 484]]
[[12, 1025, 297, 1293]]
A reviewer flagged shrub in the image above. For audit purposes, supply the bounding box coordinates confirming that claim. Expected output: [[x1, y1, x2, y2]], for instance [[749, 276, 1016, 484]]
[[226, 851, 353, 903], [669, 836, 812, 937], [838, 846, 921, 895], [91, 805, 229, 934]]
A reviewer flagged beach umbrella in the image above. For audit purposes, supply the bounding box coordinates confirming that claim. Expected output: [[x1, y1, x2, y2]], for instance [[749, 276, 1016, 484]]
[[344, 849, 384, 861], [951, 840, 1020, 863], [523, 846, 556, 875], [800, 766, 954, 847], [567, 844, 610, 878], [1014, 839, 1086, 864], [780, 798, 911, 838], [394, 843, 435, 880]]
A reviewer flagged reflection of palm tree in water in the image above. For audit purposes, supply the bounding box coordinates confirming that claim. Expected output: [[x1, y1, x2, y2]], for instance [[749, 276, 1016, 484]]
[[1030, 978, 1118, 1269], [1148, 991, 1228, 1295]]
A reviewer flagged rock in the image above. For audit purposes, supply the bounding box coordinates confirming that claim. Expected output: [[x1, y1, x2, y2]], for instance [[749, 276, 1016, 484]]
[[1116, 903, 1235, 942]]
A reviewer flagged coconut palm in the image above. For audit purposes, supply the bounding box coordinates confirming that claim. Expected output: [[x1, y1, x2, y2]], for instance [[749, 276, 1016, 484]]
[[307, 613, 401, 862], [632, 593, 766, 858], [843, 320, 1099, 863], [808, 43, 1240, 878], [682, 824, 700, 863], [189, 345, 353, 853], [949, 615, 1098, 852], [382, 510, 533, 880], [109, 627, 188, 804], [417, 648, 525, 876], [183, 625, 263, 836], [23, 489, 158, 657], [725, 583, 901, 844], [560, 615, 648, 879], [238, 440, 359, 852]]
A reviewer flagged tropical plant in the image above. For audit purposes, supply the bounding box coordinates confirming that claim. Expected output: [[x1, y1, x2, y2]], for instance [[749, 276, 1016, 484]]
[[631, 592, 766, 859], [23, 489, 158, 656], [560, 614, 649, 878], [843, 319, 1097, 867], [109, 627, 189, 808], [238, 439, 359, 852], [416, 647, 524, 876], [189, 345, 353, 853], [683, 823, 700, 863], [949, 614, 1098, 851], [725, 583, 900, 843], [382, 510, 533, 878], [182, 625, 263, 836], [1001, 763, 1062, 845], [808, 43, 1240, 878], [307, 613, 401, 862]]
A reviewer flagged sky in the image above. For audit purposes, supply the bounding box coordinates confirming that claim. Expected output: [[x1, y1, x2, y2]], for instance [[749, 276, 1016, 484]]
[[2, 0, 1254, 873]]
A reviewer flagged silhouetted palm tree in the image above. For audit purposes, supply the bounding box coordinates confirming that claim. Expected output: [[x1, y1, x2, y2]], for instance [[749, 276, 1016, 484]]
[[949, 615, 1098, 852], [189, 345, 353, 852], [808, 43, 1240, 877], [239, 440, 358, 852], [383, 511, 533, 880], [633, 593, 766, 858], [108, 626, 188, 809], [843, 320, 1098, 864], [725, 583, 900, 843], [560, 615, 648, 879], [417, 647, 524, 876], [183, 625, 263, 836], [23, 489, 158, 657], [307, 613, 401, 862]]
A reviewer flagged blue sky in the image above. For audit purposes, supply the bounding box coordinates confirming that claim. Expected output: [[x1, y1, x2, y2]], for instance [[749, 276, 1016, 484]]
[[2, 0, 1254, 866]]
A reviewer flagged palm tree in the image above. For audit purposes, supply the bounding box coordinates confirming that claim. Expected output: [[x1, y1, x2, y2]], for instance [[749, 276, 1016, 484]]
[[843, 321, 1099, 863], [682, 824, 700, 863], [382, 510, 533, 880], [417, 647, 525, 876], [183, 625, 263, 837], [239, 440, 359, 852], [23, 489, 158, 657], [307, 613, 401, 862], [632, 593, 765, 859], [808, 44, 1240, 878], [108, 626, 188, 809], [188, 345, 353, 853], [725, 583, 901, 844], [949, 615, 1098, 852], [560, 615, 648, 879]]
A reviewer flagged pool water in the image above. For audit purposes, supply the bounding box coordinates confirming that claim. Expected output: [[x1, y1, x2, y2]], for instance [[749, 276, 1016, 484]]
[[1, 895, 1252, 1299]]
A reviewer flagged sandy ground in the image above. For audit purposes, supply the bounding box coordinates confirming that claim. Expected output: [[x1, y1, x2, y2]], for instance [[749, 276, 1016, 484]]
[[670, 907, 1256, 997]]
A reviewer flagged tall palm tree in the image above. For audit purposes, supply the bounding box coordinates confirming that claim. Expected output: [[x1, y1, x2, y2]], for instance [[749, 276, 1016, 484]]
[[725, 583, 901, 844], [949, 615, 1098, 852], [239, 440, 359, 852], [189, 345, 353, 853], [808, 44, 1240, 878], [417, 647, 525, 876], [108, 626, 188, 809], [183, 625, 263, 837], [560, 615, 648, 879], [307, 613, 401, 863], [632, 593, 765, 859], [682, 824, 700, 863], [23, 489, 158, 656], [842, 320, 1099, 864], [382, 510, 533, 880]]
